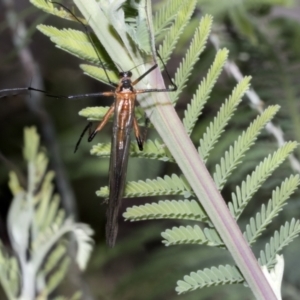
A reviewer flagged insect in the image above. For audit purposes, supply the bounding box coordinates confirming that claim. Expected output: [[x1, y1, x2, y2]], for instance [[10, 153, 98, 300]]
[[35, 1, 178, 247]]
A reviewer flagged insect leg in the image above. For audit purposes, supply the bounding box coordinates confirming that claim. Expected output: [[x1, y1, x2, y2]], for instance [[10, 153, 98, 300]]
[[133, 117, 143, 151], [142, 115, 151, 145], [88, 105, 115, 142], [74, 122, 93, 153], [132, 64, 158, 86]]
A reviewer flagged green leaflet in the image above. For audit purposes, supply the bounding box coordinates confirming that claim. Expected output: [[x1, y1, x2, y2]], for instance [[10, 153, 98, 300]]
[[97, 174, 192, 199], [176, 265, 244, 294], [213, 105, 280, 191], [244, 175, 300, 244], [259, 219, 300, 269], [124, 199, 207, 221], [169, 14, 213, 105], [229, 141, 298, 220], [161, 225, 223, 247], [183, 48, 228, 136], [198, 75, 251, 161]]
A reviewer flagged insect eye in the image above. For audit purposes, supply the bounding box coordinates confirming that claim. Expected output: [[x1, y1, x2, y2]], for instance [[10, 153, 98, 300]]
[[127, 71, 132, 77], [119, 72, 124, 77]]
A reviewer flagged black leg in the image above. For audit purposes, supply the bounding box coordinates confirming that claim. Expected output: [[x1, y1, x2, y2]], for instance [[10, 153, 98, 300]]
[[74, 122, 93, 153]]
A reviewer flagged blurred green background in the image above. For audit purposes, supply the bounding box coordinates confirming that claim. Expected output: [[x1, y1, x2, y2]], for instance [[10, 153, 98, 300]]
[[0, 0, 300, 299]]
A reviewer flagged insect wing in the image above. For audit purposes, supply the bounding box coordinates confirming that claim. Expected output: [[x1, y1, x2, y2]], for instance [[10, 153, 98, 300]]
[[105, 95, 135, 247]]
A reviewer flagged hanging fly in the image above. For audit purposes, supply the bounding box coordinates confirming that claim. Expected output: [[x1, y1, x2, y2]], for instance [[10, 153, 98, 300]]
[[33, 1, 177, 247]]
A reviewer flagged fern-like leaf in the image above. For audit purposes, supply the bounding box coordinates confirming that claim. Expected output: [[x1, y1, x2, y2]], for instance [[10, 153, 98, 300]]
[[158, 0, 196, 64], [176, 265, 243, 294], [91, 139, 174, 162], [73, 224, 94, 271], [183, 48, 228, 136], [153, 0, 184, 34], [162, 225, 223, 247], [40, 196, 65, 232], [213, 105, 280, 191], [169, 15, 213, 104], [1, 128, 94, 299], [30, 0, 86, 23], [35, 171, 66, 232], [42, 243, 67, 276], [37, 23, 119, 84], [244, 175, 300, 244], [123, 199, 207, 221], [80, 64, 119, 84], [46, 256, 70, 295], [126, 139, 174, 161], [37, 25, 110, 68], [229, 141, 298, 220], [97, 174, 192, 199], [199, 76, 251, 161], [259, 219, 300, 269], [79, 106, 113, 121], [0, 242, 19, 299], [126, 16, 151, 54]]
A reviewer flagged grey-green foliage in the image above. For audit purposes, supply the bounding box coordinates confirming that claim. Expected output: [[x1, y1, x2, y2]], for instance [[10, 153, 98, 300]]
[[29, 0, 300, 297], [0, 127, 94, 300]]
